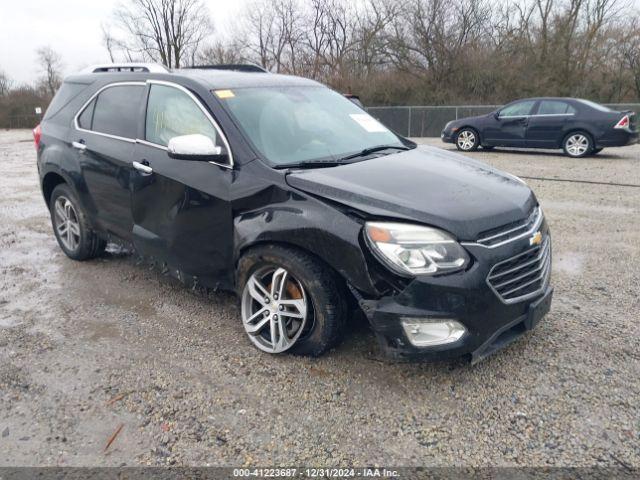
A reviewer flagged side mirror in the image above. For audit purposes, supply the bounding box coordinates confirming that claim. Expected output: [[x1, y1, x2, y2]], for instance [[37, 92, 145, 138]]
[[167, 134, 228, 162], [493, 111, 501, 120]]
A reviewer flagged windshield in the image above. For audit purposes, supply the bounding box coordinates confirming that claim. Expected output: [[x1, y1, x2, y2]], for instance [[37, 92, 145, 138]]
[[577, 99, 614, 112], [217, 86, 406, 166]]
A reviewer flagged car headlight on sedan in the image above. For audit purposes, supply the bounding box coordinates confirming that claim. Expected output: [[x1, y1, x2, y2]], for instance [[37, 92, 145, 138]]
[[365, 222, 470, 276], [443, 121, 458, 132]]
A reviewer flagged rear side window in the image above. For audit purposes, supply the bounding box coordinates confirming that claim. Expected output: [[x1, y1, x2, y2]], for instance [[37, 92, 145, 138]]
[[86, 84, 145, 138], [538, 101, 576, 115], [499, 101, 536, 117], [577, 99, 613, 112], [77, 98, 96, 129], [145, 84, 218, 147], [43, 82, 90, 121]]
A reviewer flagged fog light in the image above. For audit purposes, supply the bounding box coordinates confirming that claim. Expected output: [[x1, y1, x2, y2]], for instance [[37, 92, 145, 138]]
[[400, 318, 467, 347]]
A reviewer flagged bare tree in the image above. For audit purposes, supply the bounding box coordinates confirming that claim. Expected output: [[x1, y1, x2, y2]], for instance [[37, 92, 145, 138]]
[[36, 46, 63, 97], [0, 69, 12, 96], [197, 41, 244, 65], [105, 0, 214, 68]]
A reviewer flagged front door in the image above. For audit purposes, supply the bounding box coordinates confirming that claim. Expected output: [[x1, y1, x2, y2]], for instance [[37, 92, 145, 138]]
[[483, 100, 537, 147], [73, 83, 146, 239], [131, 82, 234, 288]]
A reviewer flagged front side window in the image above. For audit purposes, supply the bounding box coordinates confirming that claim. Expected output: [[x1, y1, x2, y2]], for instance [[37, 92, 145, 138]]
[[499, 101, 536, 117], [89, 85, 145, 138], [145, 84, 218, 148], [538, 100, 576, 115], [218, 86, 405, 166]]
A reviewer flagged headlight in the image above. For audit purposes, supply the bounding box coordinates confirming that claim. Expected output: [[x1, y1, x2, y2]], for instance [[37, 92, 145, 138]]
[[443, 121, 458, 132], [365, 222, 469, 276]]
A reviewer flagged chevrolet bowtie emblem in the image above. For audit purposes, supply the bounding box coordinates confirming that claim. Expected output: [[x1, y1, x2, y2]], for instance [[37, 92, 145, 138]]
[[530, 231, 543, 246]]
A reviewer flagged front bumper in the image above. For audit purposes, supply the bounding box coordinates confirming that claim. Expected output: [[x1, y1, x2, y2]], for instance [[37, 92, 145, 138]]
[[360, 228, 553, 363], [441, 130, 455, 143]]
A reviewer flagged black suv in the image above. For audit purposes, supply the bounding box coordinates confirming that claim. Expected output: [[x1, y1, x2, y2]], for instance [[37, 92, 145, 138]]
[[35, 63, 553, 362]]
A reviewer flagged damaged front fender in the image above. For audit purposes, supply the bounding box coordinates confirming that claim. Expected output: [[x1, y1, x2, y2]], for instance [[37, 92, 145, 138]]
[[233, 188, 381, 297]]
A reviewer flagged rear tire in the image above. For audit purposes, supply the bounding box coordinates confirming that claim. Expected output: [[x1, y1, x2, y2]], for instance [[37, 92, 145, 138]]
[[237, 245, 346, 356], [563, 132, 593, 158], [455, 128, 479, 152], [49, 184, 106, 260]]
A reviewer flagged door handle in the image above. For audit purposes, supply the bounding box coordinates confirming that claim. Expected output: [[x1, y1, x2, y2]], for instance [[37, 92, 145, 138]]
[[133, 161, 153, 175], [72, 141, 86, 151]]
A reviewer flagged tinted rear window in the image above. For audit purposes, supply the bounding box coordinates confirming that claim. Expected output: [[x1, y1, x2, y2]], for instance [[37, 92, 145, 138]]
[[43, 82, 90, 120], [577, 99, 613, 112], [91, 85, 145, 138], [538, 100, 576, 115]]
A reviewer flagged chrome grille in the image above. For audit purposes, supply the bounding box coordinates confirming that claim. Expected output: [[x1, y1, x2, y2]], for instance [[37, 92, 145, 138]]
[[487, 237, 551, 303], [477, 207, 542, 247]]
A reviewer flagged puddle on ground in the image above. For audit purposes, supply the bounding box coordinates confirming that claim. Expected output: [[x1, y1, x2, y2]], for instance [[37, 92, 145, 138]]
[[84, 321, 120, 341], [553, 252, 585, 276]]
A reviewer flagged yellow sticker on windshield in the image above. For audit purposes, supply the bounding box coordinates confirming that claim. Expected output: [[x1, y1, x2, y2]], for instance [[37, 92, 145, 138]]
[[215, 89, 235, 99]]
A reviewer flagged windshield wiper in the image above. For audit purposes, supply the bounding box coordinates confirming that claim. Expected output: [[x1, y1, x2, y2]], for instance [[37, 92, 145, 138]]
[[274, 145, 411, 170], [274, 158, 352, 170], [339, 144, 410, 161]]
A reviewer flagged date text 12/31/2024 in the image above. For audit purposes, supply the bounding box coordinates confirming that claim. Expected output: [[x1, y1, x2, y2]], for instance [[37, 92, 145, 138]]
[[233, 468, 400, 478]]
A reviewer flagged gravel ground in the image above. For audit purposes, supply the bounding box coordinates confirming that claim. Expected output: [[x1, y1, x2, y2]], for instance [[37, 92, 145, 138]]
[[0, 130, 638, 467]]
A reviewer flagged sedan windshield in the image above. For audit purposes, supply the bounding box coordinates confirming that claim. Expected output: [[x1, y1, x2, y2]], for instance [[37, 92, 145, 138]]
[[216, 86, 407, 166]]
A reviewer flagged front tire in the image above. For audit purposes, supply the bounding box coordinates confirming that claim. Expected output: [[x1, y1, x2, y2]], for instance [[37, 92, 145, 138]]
[[592, 148, 603, 155], [49, 184, 106, 260], [237, 245, 346, 356], [563, 132, 592, 158], [455, 128, 479, 152]]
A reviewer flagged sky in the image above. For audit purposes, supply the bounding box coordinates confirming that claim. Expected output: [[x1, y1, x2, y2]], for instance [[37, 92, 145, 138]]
[[0, 0, 245, 85]]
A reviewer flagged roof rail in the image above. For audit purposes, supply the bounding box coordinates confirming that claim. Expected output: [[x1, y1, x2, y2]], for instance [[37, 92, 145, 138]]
[[81, 63, 169, 74], [187, 63, 268, 73]]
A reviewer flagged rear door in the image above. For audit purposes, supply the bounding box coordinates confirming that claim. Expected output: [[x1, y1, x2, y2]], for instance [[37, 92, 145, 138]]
[[525, 100, 577, 148], [72, 83, 146, 239], [131, 81, 234, 286], [483, 100, 536, 147]]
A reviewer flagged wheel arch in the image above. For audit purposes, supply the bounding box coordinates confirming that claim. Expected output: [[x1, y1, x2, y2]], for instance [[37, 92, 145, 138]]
[[237, 240, 345, 286], [235, 240, 361, 316], [561, 128, 595, 146], [42, 171, 69, 208], [234, 230, 380, 300]]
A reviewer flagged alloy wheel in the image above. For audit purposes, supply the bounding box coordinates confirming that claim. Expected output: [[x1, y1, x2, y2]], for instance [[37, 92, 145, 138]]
[[565, 134, 589, 157], [54, 196, 81, 251], [241, 266, 310, 353], [457, 130, 476, 151]]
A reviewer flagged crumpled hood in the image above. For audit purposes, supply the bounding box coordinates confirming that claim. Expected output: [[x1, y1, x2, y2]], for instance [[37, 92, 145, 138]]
[[285, 145, 536, 241]]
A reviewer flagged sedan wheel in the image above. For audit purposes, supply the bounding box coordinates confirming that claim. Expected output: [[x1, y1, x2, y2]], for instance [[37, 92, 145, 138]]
[[564, 133, 591, 157], [241, 266, 310, 353], [456, 129, 479, 151]]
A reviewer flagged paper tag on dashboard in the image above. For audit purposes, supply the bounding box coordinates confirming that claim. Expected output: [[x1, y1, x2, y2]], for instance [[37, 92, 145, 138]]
[[349, 114, 388, 133]]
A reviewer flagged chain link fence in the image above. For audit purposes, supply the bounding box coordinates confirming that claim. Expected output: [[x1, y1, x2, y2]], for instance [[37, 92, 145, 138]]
[[5, 104, 640, 134], [2, 114, 42, 129], [367, 104, 640, 137]]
